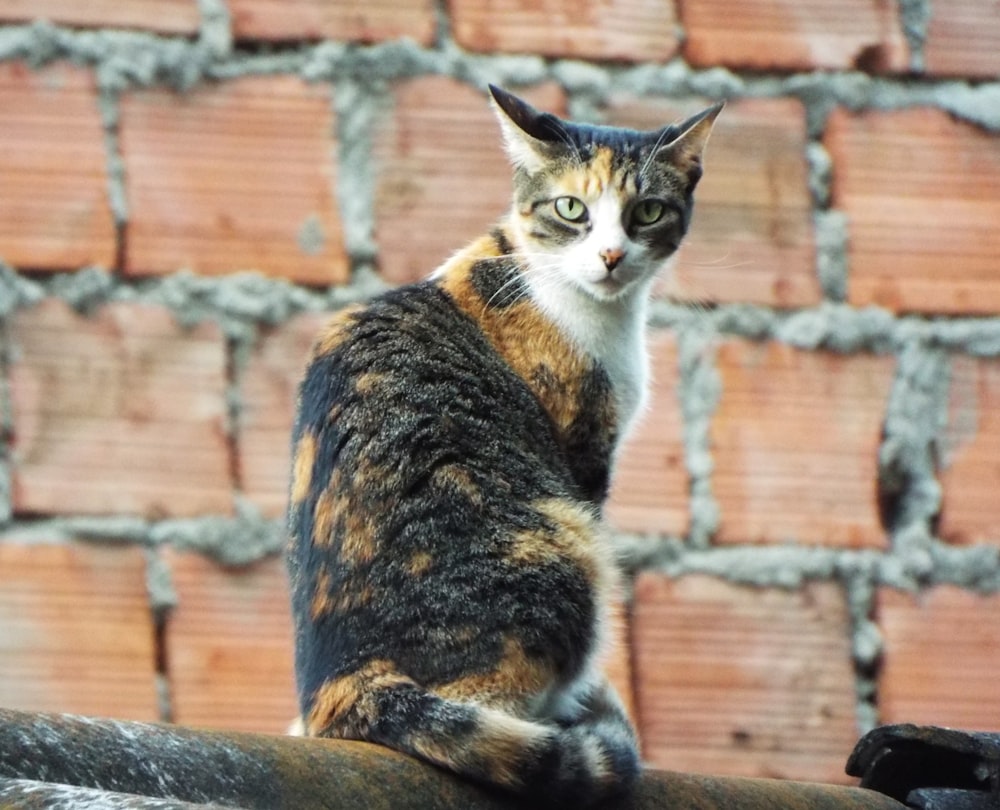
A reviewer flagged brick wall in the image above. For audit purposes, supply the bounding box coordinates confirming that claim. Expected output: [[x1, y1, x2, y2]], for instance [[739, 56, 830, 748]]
[[0, 0, 998, 786]]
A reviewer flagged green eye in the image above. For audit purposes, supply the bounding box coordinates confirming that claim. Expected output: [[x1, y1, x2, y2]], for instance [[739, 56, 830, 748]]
[[633, 199, 666, 226], [554, 196, 588, 223]]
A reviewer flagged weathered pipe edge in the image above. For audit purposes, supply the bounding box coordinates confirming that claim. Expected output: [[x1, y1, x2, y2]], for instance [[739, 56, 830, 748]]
[[0, 708, 906, 810]]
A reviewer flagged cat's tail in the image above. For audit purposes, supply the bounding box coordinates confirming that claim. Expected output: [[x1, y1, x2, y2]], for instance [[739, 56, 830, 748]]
[[303, 663, 640, 807]]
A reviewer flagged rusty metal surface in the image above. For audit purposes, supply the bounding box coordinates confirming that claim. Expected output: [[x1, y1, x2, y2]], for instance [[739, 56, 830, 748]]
[[0, 707, 907, 809], [848, 724, 1000, 809]]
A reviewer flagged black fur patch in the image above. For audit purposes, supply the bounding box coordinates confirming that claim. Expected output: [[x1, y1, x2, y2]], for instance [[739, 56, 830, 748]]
[[469, 257, 525, 309]]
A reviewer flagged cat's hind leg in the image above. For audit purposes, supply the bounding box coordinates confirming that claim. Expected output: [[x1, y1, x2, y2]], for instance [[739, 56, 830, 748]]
[[304, 661, 639, 807]]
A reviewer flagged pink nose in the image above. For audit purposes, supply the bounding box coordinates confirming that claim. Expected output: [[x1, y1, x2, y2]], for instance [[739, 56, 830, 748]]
[[600, 248, 625, 271]]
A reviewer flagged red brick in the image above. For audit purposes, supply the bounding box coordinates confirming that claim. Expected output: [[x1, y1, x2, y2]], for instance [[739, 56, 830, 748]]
[[606, 96, 820, 309], [827, 107, 1000, 315], [924, 0, 1000, 79], [712, 340, 894, 547], [372, 78, 565, 285], [0, 62, 116, 272], [633, 574, 858, 782], [8, 299, 234, 518], [240, 311, 330, 518], [0, 540, 158, 720], [878, 587, 1000, 730], [228, 0, 435, 44], [450, 0, 679, 61], [679, 0, 908, 72], [0, 0, 199, 33], [938, 355, 1000, 546], [606, 332, 689, 536], [164, 550, 298, 733], [120, 76, 347, 285]]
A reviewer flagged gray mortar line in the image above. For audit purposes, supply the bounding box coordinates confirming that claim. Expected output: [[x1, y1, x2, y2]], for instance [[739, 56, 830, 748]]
[[143, 547, 178, 723], [0, 21, 998, 128], [879, 342, 950, 557], [331, 77, 381, 266], [196, 0, 233, 62], [0, 322, 12, 526], [675, 323, 722, 549], [813, 210, 850, 303], [94, 76, 129, 274], [148, 502, 285, 567], [838, 557, 883, 732], [223, 337, 248, 496], [10, 264, 1000, 358], [613, 524, 1000, 594], [897, 0, 932, 73]]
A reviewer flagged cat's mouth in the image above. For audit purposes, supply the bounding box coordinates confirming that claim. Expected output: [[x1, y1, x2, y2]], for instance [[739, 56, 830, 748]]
[[587, 274, 629, 299]]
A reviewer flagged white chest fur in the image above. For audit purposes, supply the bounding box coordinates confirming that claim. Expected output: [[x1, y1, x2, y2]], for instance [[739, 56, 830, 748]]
[[526, 271, 653, 447]]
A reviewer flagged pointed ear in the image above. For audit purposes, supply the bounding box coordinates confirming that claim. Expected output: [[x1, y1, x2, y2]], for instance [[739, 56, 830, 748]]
[[656, 101, 725, 183], [489, 84, 568, 173]]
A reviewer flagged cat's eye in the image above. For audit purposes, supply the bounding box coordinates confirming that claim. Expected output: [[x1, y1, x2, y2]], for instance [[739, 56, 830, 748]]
[[633, 199, 666, 226], [554, 196, 588, 223]]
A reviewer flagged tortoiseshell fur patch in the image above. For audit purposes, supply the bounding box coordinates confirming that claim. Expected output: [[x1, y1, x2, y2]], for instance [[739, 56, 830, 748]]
[[287, 85, 720, 806]]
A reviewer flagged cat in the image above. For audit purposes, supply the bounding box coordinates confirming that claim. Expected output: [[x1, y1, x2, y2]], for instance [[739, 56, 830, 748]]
[[286, 85, 721, 806]]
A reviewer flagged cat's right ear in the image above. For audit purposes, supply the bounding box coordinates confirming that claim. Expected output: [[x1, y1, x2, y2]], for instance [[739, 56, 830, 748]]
[[489, 85, 568, 173]]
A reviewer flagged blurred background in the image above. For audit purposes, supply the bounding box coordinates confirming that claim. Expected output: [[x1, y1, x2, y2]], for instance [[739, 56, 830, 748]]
[[0, 0, 998, 786]]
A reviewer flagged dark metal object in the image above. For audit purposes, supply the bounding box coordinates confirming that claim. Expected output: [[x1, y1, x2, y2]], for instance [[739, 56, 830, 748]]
[[0, 708, 906, 809], [847, 724, 1000, 809]]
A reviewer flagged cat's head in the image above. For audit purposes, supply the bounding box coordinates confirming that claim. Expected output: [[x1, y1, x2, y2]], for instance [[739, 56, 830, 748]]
[[490, 85, 722, 303]]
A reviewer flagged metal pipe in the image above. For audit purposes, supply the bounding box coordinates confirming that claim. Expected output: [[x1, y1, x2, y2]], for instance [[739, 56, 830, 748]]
[[0, 708, 906, 809]]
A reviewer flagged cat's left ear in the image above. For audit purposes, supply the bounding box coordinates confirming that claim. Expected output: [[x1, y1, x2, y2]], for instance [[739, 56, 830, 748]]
[[489, 84, 571, 173], [654, 101, 725, 184]]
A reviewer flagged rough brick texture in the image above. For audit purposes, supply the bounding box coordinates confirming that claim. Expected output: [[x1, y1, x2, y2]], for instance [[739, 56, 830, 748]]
[[164, 550, 298, 733], [0, 62, 116, 272], [937, 355, 1000, 547], [606, 96, 820, 309], [878, 587, 1000, 730], [0, 541, 158, 720], [923, 0, 1000, 79], [679, 0, 908, 72], [632, 574, 858, 783], [228, 0, 436, 44], [8, 300, 233, 518], [1, 0, 999, 774], [240, 312, 331, 519], [120, 76, 348, 284], [606, 332, 689, 536], [827, 107, 1000, 315], [0, 1, 200, 33], [712, 339, 894, 547], [372, 78, 565, 285], [450, 0, 679, 62]]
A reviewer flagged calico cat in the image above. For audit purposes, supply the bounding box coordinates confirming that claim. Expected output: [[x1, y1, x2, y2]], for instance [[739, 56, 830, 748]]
[[287, 85, 721, 805]]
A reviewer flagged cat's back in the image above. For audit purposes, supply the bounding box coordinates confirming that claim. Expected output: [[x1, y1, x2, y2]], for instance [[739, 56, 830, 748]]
[[291, 271, 561, 500]]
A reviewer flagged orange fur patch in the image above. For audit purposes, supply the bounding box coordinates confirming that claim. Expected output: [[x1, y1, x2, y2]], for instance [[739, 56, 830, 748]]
[[431, 464, 483, 507], [354, 371, 387, 396], [290, 431, 316, 506], [311, 488, 342, 549], [471, 708, 555, 789], [435, 635, 553, 706], [508, 498, 611, 588], [583, 146, 614, 197], [311, 303, 365, 359], [306, 659, 411, 736], [437, 232, 593, 436], [407, 551, 434, 576], [310, 565, 334, 620], [341, 504, 378, 565]]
